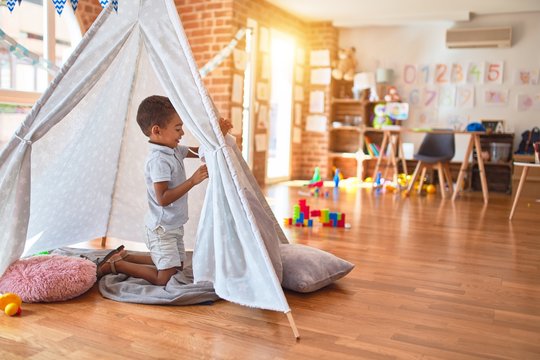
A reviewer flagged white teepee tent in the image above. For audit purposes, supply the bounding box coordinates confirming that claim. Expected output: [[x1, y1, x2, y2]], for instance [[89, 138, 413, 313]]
[[0, 0, 297, 334]]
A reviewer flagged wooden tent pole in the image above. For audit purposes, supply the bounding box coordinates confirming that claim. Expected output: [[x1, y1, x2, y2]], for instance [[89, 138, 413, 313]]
[[101, 236, 107, 247], [285, 311, 300, 340]]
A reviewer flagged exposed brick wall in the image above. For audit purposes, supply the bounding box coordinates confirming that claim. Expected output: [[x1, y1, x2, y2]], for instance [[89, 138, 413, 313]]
[[302, 22, 338, 180], [75, 0, 103, 33], [175, 0, 235, 124], [75, 0, 338, 184]]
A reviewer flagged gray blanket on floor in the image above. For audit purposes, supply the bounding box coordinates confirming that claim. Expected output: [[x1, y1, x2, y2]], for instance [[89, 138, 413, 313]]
[[53, 248, 220, 305]]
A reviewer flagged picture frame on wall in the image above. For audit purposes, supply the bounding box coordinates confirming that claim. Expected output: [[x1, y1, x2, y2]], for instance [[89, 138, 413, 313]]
[[481, 119, 505, 134]]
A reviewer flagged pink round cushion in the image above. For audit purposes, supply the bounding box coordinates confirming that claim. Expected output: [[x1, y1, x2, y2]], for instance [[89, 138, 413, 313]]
[[0, 255, 96, 303]]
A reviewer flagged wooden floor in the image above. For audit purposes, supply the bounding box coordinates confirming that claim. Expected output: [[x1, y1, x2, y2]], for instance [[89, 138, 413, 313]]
[[1, 183, 540, 359]]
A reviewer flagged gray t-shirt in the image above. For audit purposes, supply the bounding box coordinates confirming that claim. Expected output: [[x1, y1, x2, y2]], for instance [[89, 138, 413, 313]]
[[144, 143, 189, 231]]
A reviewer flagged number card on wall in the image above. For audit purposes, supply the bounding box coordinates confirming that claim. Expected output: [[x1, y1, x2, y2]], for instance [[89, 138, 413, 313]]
[[434, 63, 450, 85], [438, 86, 456, 107], [417, 64, 432, 85], [450, 63, 466, 84], [485, 61, 504, 84], [467, 62, 485, 84], [456, 85, 475, 108], [422, 87, 439, 109], [405, 88, 421, 107]]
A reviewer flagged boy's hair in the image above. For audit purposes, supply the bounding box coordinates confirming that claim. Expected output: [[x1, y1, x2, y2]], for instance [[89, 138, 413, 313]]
[[136, 95, 177, 136]]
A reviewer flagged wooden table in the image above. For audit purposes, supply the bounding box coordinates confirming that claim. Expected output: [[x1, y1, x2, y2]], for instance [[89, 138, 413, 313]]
[[367, 128, 488, 203], [509, 162, 540, 220]]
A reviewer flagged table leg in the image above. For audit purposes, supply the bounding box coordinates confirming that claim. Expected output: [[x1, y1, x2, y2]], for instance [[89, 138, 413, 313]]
[[452, 135, 475, 201], [372, 131, 389, 181], [385, 134, 399, 183], [473, 134, 489, 204], [509, 166, 529, 220], [400, 142, 408, 175]]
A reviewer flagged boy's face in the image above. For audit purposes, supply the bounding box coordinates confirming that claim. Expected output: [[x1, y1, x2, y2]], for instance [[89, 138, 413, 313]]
[[152, 113, 184, 148]]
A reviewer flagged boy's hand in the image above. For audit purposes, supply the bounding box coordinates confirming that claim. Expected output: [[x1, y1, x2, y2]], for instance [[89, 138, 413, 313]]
[[190, 164, 208, 186], [219, 117, 233, 136]]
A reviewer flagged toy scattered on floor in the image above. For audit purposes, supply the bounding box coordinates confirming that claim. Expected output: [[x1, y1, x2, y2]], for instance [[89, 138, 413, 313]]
[[307, 167, 323, 188], [33, 250, 50, 256], [283, 199, 350, 228], [0, 293, 22, 316], [333, 168, 343, 188]]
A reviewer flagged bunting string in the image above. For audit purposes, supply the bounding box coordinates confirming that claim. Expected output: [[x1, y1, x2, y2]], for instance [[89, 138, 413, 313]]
[[1, 0, 114, 14], [199, 28, 248, 78], [0, 28, 60, 75]]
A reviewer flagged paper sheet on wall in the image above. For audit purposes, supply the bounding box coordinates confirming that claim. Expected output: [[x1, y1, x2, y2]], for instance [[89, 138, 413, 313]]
[[296, 48, 305, 65], [514, 69, 540, 85], [257, 82, 269, 101], [259, 27, 269, 53], [257, 105, 268, 129], [306, 115, 327, 132], [483, 89, 509, 106], [261, 54, 270, 80], [309, 91, 325, 113], [232, 74, 244, 104], [233, 49, 247, 71], [294, 86, 304, 102], [295, 66, 304, 84], [517, 94, 540, 111], [294, 103, 302, 126], [310, 67, 331, 85], [255, 133, 267, 152], [293, 127, 302, 144], [310, 49, 330, 67], [231, 106, 243, 135]]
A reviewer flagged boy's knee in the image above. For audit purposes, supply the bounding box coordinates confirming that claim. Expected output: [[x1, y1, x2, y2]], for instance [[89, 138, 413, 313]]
[[156, 268, 177, 286]]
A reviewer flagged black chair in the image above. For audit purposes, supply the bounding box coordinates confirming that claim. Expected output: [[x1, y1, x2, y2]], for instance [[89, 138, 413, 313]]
[[407, 132, 455, 198]]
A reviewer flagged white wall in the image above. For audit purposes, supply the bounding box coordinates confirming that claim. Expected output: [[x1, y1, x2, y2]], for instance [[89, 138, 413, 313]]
[[340, 12, 540, 160]]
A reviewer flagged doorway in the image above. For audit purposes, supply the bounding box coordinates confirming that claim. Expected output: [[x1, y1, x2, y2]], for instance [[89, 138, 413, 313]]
[[266, 29, 294, 182]]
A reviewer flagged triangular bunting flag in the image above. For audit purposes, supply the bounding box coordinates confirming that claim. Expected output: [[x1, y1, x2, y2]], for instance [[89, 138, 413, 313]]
[[52, 0, 66, 15], [7, 0, 16, 12], [70, 0, 78, 12], [99, 0, 109, 8], [112, 0, 118, 12]]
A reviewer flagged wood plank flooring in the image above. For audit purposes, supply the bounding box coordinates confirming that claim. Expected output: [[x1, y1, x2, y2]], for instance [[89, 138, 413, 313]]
[[1, 184, 539, 359]]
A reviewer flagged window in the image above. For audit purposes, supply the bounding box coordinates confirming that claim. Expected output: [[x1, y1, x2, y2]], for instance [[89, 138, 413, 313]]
[[0, 0, 82, 149]]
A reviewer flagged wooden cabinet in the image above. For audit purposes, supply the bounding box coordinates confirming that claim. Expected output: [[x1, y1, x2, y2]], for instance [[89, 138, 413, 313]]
[[470, 133, 514, 193]]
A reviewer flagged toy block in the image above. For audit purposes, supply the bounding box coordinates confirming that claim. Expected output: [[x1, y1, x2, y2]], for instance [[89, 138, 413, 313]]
[[298, 199, 307, 207], [337, 219, 345, 227], [329, 212, 338, 221], [323, 222, 332, 227], [311, 210, 321, 217], [321, 209, 329, 223], [308, 219, 313, 227]]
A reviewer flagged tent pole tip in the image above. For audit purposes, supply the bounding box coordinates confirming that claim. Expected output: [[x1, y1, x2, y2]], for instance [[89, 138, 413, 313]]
[[285, 311, 300, 340]]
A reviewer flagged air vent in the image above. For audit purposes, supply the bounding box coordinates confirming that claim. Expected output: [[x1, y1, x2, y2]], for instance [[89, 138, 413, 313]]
[[446, 27, 512, 48]]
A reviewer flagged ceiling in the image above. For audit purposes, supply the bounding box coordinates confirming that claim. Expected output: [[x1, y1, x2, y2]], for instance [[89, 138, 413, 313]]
[[265, 0, 540, 27]]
